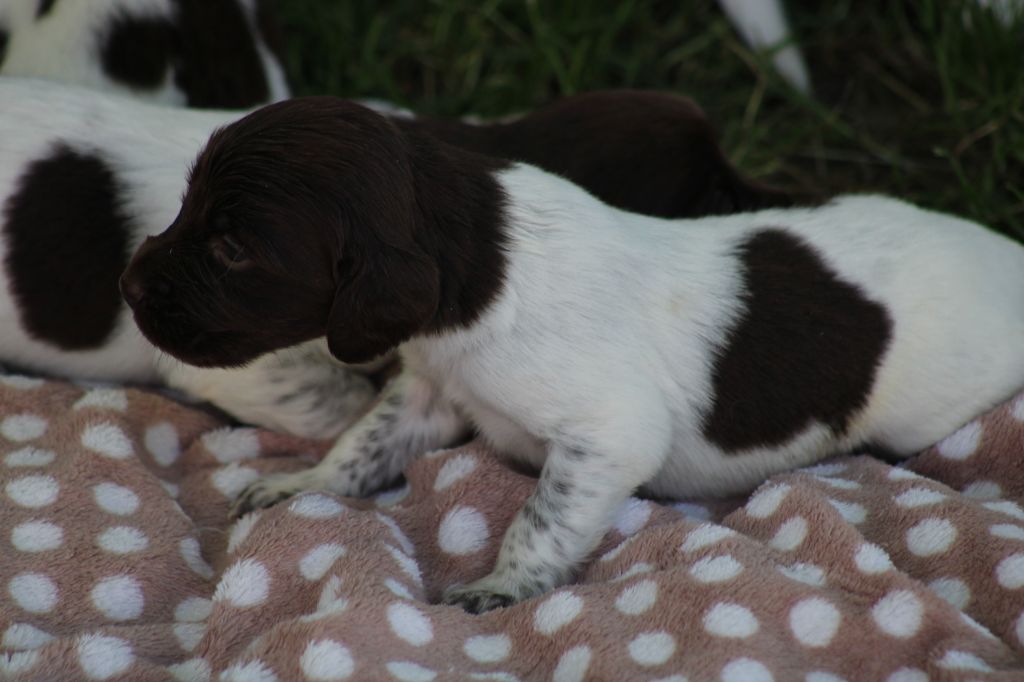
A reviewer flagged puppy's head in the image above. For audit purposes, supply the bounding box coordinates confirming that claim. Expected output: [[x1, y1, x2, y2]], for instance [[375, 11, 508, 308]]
[[120, 97, 441, 368]]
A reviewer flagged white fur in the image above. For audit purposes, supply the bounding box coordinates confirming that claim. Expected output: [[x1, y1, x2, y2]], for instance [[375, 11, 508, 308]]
[[239, 164, 1024, 609], [0, 77, 374, 438], [0, 0, 289, 105]]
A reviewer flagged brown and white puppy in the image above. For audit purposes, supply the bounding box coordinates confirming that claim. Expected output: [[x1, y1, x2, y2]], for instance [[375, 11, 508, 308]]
[[121, 97, 1024, 611], [0, 78, 791, 438]]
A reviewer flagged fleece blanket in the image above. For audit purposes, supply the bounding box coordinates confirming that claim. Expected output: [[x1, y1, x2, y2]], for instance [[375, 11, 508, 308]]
[[2, 372, 1024, 682]]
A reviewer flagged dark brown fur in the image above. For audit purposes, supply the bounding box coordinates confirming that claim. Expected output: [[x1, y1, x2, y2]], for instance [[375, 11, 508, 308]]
[[703, 229, 892, 451], [121, 98, 510, 367]]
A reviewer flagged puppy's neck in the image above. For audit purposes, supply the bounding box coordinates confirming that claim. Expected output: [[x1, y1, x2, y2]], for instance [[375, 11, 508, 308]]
[[402, 128, 512, 335]]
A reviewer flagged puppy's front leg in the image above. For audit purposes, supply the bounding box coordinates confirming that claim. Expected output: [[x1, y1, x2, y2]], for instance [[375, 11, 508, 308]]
[[231, 371, 466, 516], [443, 437, 667, 613]]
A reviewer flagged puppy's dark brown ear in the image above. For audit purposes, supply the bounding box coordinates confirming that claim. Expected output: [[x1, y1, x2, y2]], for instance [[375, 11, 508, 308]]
[[326, 245, 440, 364]]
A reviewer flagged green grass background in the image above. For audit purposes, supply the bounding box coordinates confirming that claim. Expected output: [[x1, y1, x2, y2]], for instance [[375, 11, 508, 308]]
[[273, 0, 1023, 240]]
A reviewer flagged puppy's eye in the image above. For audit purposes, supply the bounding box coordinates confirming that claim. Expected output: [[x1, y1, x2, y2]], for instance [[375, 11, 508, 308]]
[[213, 233, 251, 269]]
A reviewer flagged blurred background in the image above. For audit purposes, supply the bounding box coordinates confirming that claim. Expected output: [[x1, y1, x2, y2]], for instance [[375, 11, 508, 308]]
[[270, 0, 1023, 240]]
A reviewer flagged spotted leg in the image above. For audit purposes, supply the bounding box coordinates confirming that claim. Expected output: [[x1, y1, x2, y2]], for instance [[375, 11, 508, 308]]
[[231, 370, 467, 516], [442, 432, 669, 613]]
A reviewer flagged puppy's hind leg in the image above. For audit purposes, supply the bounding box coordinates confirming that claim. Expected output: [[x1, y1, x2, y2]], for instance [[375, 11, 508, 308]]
[[443, 417, 670, 613], [231, 371, 467, 516]]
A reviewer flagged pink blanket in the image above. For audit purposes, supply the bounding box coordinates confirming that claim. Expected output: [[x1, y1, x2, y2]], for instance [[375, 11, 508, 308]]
[[2, 372, 1023, 681]]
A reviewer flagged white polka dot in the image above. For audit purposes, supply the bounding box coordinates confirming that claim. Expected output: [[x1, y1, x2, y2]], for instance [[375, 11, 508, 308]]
[[175, 622, 206, 651], [384, 544, 423, 586], [227, 511, 262, 553], [438, 506, 489, 555], [984, 500, 1024, 521], [613, 562, 654, 581], [789, 598, 840, 647], [202, 427, 260, 463], [672, 502, 712, 520], [92, 482, 139, 515], [962, 480, 1001, 499], [690, 555, 743, 583], [2, 623, 54, 650], [703, 603, 759, 638], [220, 659, 276, 682], [680, 524, 735, 552], [614, 498, 652, 535], [991, 524, 1024, 540], [615, 579, 658, 614], [300, 543, 347, 581], [180, 537, 214, 579], [97, 526, 148, 554], [802, 462, 848, 476], [1016, 611, 1024, 646], [885, 668, 927, 682], [8, 573, 58, 613], [385, 661, 435, 682], [214, 559, 270, 607], [174, 597, 212, 623], [77, 634, 133, 680], [600, 535, 638, 562], [872, 590, 922, 638], [6, 474, 58, 508], [894, 487, 945, 508], [0, 650, 40, 675], [81, 422, 133, 459], [376, 512, 415, 555], [433, 454, 478, 491], [74, 388, 128, 412], [210, 464, 260, 498], [463, 634, 511, 663], [770, 516, 807, 551], [649, 677, 688, 682], [928, 577, 970, 610], [887, 467, 921, 481], [806, 673, 846, 682], [11, 520, 62, 552], [145, 422, 181, 466], [745, 484, 790, 518], [91, 575, 143, 621], [387, 602, 432, 646], [936, 650, 993, 672], [961, 612, 997, 639], [0, 375, 43, 389], [906, 518, 957, 556], [778, 562, 826, 586], [4, 447, 55, 467], [385, 578, 414, 600], [162, 480, 180, 498], [1013, 394, 1024, 421], [289, 493, 345, 518], [1, 414, 47, 442], [937, 421, 981, 460], [534, 591, 583, 635], [167, 658, 210, 682], [854, 543, 893, 574], [829, 500, 867, 524], [721, 658, 773, 682], [374, 483, 411, 507], [814, 476, 860, 490], [627, 631, 675, 666], [311, 575, 347, 617], [300, 639, 354, 680], [996, 553, 1024, 588], [552, 645, 590, 682]]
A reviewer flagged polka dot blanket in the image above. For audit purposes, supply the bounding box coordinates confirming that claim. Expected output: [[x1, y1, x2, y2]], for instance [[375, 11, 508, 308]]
[[2, 373, 1024, 682]]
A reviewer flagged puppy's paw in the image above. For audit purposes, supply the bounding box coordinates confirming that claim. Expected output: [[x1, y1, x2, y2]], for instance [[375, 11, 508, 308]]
[[442, 584, 516, 614], [230, 470, 317, 518]]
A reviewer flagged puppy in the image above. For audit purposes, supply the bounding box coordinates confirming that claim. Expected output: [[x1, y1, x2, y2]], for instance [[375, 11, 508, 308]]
[[0, 0, 288, 108], [120, 97, 1024, 612], [0, 77, 790, 437]]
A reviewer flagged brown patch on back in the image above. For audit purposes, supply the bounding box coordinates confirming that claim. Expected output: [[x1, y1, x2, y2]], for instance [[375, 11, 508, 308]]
[[704, 229, 892, 452]]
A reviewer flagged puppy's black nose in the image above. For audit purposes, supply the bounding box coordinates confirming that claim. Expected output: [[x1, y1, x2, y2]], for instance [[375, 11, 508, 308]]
[[119, 275, 145, 309]]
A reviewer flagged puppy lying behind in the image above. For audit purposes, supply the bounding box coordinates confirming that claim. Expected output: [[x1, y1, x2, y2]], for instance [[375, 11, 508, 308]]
[[121, 97, 1024, 611], [0, 77, 788, 437]]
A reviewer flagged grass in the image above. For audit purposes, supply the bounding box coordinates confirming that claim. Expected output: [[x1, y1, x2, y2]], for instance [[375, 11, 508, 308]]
[[273, 0, 1024, 240]]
